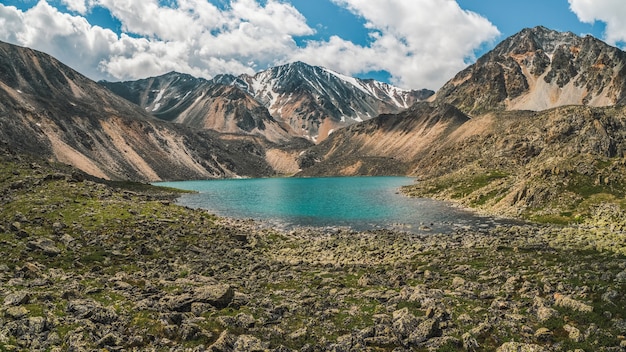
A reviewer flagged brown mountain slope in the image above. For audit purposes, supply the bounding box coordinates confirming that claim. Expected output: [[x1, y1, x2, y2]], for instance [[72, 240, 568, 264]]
[[100, 72, 293, 143], [0, 40, 276, 181], [434, 26, 626, 115], [296, 103, 470, 176]]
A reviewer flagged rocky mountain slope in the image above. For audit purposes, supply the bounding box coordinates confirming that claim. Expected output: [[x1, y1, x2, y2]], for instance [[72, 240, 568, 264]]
[[297, 102, 470, 176], [99, 72, 293, 143], [0, 40, 282, 182], [434, 26, 626, 115], [101, 62, 433, 142], [403, 105, 626, 221]]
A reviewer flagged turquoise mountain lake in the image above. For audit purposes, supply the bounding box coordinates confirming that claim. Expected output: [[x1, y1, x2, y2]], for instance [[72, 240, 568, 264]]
[[156, 176, 511, 233]]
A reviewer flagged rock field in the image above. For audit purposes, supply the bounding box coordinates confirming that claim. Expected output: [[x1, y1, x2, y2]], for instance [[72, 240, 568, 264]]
[[0, 151, 625, 351]]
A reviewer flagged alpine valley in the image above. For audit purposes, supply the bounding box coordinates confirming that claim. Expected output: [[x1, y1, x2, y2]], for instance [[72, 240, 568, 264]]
[[2, 25, 626, 221], [1, 25, 626, 352]]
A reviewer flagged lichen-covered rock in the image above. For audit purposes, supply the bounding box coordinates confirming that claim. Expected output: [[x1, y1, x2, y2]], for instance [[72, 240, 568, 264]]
[[194, 284, 235, 309], [554, 293, 593, 313], [497, 342, 546, 352]]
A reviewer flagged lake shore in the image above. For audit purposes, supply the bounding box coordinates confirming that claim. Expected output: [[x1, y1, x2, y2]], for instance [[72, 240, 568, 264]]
[[1, 154, 625, 351], [157, 177, 527, 235]]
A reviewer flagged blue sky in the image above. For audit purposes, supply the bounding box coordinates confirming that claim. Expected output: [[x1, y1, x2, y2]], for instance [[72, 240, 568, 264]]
[[0, 0, 625, 89]]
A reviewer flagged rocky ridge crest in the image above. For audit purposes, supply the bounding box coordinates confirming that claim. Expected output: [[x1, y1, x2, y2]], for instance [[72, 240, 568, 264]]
[[434, 26, 626, 114], [0, 40, 285, 181]]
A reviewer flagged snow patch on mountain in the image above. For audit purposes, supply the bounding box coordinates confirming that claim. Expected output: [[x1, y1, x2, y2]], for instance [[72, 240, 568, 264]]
[[322, 67, 412, 108]]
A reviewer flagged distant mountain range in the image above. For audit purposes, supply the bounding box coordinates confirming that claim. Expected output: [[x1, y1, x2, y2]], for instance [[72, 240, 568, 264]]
[[3, 26, 626, 219], [99, 62, 433, 142]]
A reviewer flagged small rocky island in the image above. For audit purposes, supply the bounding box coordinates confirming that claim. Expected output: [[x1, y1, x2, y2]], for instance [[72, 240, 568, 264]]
[[1, 149, 625, 351]]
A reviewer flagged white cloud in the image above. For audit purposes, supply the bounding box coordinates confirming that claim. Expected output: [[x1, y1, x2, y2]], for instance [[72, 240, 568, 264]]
[[568, 0, 626, 45], [0, 1, 119, 79], [0, 0, 314, 81], [301, 0, 500, 89], [61, 0, 89, 14], [0, 0, 499, 89]]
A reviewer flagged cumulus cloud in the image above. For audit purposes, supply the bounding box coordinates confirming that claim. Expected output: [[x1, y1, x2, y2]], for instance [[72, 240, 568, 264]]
[[0, 1, 119, 79], [61, 0, 89, 14], [306, 0, 500, 89], [0, 0, 499, 89], [568, 0, 626, 46]]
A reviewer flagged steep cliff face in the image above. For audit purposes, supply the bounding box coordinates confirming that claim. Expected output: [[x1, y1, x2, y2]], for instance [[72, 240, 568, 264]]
[[434, 26, 626, 115], [0, 41, 277, 181], [102, 62, 433, 143]]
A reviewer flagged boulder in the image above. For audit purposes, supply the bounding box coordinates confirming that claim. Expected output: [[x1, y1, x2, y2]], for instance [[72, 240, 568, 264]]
[[497, 342, 546, 352], [554, 293, 593, 313], [408, 318, 441, 345], [4, 306, 29, 320], [194, 284, 234, 309], [392, 308, 420, 339], [563, 324, 583, 342], [27, 238, 61, 256], [3, 292, 31, 306], [234, 335, 267, 352]]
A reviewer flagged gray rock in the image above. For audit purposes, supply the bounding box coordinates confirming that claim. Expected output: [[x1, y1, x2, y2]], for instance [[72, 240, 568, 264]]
[[602, 289, 619, 303], [408, 318, 441, 345], [4, 306, 29, 320], [191, 302, 216, 316], [563, 324, 583, 342], [234, 335, 267, 352], [496, 342, 546, 352], [194, 284, 235, 309], [66, 299, 118, 324], [27, 316, 47, 335], [534, 327, 552, 341], [615, 270, 626, 283], [219, 313, 256, 329], [462, 332, 479, 351], [554, 294, 593, 313], [10, 221, 21, 232], [97, 333, 121, 348], [164, 294, 194, 312], [3, 292, 30, 306], [536, 305, 558, 322], [392, 308, 420, 339], [209, 330, 236, 351], [27, 238, 61, 256]]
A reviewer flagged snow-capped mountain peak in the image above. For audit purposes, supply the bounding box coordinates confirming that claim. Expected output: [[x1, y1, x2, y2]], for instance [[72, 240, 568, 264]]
[[232, 62, 433, 141], [101, 62, 434, 142]]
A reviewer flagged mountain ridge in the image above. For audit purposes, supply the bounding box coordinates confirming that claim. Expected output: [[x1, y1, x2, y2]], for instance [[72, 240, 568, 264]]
[[100, 62, 434, 142], [5, 24, 626, 223], [434, 26, 626, 114], [0, 40, 283, 181], [298, 26, 626, 222]]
